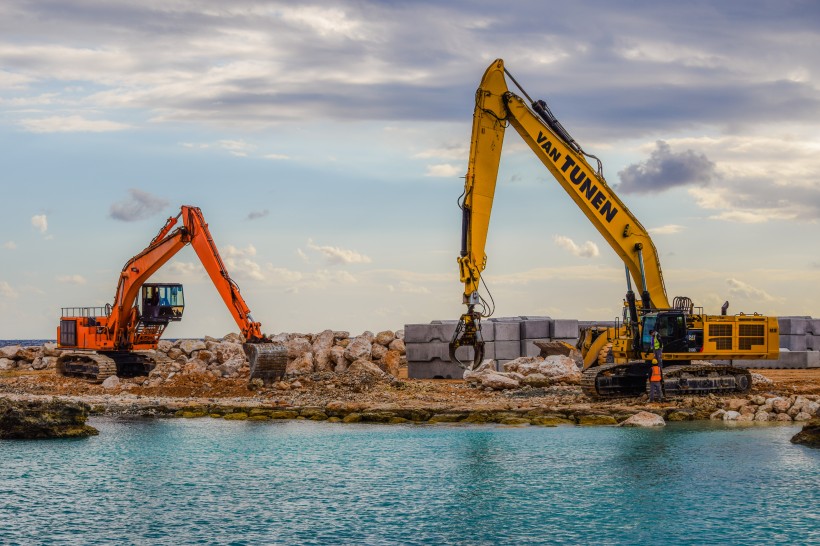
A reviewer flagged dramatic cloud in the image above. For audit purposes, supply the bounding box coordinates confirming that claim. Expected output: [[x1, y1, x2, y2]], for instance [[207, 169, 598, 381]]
[[56, 274, 86, 285], [617, 141, 717, 194], [307, 239, 372, 265], [109, 189, 169, 222], [553, 235, 599, 258], [30, 214, 47, 233], [726, 278, 779, 302], [247, 209, 269, 220]]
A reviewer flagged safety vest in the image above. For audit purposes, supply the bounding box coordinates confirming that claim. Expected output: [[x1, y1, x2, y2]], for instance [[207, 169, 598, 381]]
[[653, 334, 662, 350], [650, 365, 662, 382]]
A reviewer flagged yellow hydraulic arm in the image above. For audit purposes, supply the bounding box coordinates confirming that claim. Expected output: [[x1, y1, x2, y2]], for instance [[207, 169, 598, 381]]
[[452, 59, 669, 368]]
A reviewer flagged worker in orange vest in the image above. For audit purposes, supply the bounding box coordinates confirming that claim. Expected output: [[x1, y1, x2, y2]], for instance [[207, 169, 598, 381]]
[[649, 359, 664, 402]]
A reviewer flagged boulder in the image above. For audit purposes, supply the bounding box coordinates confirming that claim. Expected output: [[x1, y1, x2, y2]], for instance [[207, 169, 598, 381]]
[[222, 332, 243, 344], [795, 412, 814, 422], [344, 337, 372, 362], [215, 341, 244, 364], [286, 352, 314, 376], [43, 342, 61, 357], [775, 413, 793, 422], [157, 340, 173, 352], [726, 398, 749, 411], [620, 411, 666, 427], [0, 358, 16, 371], [722, 411, 741, 421], [179, 339, 207, 355], [771, 397, 792, 414], [380, 350, 402, 377], [388, 338, 406, 354], [521, 373, 552, 388], [0, 398, 98, 439], [313, 349, 334, 373], [15, 348, 38, 362], [751, 373, 773, 385], [538, 355, 582, 383], [0, 345, 21, 359], [329, 346, 348, 372], [375, 330, 395, 347], [710, 409, 726, 420], [371, 343, 388, 361], [102, 375, 121, 390], [463, 359, 497, 382], [480, 373, 520, 391], [311, 330, 335, 353], [286, 337, 312, 359], [754, 411, 771, 422], [358, 331, 375, 344], [791, 420, 820, 448], [503, 357, 542, 375]]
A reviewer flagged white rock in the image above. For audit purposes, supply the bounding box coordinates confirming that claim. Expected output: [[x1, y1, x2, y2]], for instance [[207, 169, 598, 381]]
[[538, 355, 582, 383], [723, 411, 741, 421], [480, 373, 520, 391], [179, 339, 207, 355], [286, 352, 314, 375], [102, 376, 121, 389], [463, 359, 497, 381], [286, 337, 312, 359], [0, 345, 20, 359], [751, 373, 773, 385], [344, 337, 372, 362], [620, 411, 666, 427], [710, 409, 727, 420], [311, 330, 335, 353], [771, 397, 792, 414], [503, 356, 542, 375], [754, 411, 771, 422], [794, 412, 813, 422]]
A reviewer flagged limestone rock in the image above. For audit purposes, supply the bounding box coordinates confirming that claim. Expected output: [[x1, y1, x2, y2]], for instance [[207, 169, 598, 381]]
[[538, 355, 582, 383], [503, 356, 542, 375], [380, 350, 402, 377], [480, 373, 520, 391], [43, 342, 61, 357], [795, 412, 814, 422], [102, 376, 121, 390], [775, 413, 793, 422], [388, 338, 405, 354], [329, 346, 348, 373], [791, 420, 820, 448], [311, 330, 335, 353], [286, 352, 314, 376], [286, 337, 312, 359], [710, 409, 726, 420], [0, 399, 98, 439], [620, 411, 666, 427], [521, 373, 551, 388], [313, 348, 334, 373], [222, 332, 243, 344], [771, 397, 791, 414], [359, 331, 375, 344], [722, 411, 741, 421], [344, 337, 372, 362], [751, 373, 773, 385], [375, 330, 395, 347], [371, 343, 388, 361], [157, 340, 173, 352], [726, 398, 749, 411], [754, 411, 771, 422], [463, 359, 497, 382], [215, 341, 244, 364], [0, 358, 15, 371], [0, 345, 21, 359], [179, 339, 206, 355]]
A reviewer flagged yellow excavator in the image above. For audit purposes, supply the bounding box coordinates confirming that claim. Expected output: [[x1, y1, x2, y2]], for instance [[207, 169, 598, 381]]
[[450, 59, 779, 398]]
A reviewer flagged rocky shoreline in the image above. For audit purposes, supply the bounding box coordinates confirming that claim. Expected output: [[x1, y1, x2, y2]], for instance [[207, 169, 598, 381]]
[[1, 333, 819, 436]]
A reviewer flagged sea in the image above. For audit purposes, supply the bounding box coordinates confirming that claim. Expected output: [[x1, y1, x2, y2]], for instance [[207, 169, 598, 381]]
[[0, 418, 817, 545]]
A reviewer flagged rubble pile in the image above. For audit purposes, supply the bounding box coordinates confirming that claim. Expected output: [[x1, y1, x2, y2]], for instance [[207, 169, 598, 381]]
[[710, 394, 820, 423], [464, 355, 583, 391]]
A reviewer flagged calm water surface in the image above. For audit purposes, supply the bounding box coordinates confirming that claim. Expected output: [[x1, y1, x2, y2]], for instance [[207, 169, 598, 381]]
[[0, 418, 817, 545]]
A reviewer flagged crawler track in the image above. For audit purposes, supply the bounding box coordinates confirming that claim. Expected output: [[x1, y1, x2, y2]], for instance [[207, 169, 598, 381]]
[[582, 361, 752, 399], [56, 350, 167, 382]]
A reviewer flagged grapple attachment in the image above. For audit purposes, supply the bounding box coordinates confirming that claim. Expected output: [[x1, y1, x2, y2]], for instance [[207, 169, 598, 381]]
[[244, 342, 288, 385], [449, 311, 485, 370]]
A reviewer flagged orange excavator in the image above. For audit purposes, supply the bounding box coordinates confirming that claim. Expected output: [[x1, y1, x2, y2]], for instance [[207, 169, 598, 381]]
[[56, 205, 286, 384]]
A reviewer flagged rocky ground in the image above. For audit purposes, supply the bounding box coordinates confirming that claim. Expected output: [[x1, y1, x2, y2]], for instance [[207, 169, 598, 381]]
[[1, 333, 819, 430]]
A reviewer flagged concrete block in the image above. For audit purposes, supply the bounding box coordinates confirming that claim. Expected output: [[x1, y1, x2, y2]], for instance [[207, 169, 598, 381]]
[[405, 321, 495, 343], [807, 335, 820, 351], [407, 359, 463, 379], [808, 320, 820, 335], [780, 335, 808, 352], [491, 321, 521, 341], [778, 316, 811, 335], [732, 351, 820, 369], [520, 318, 552, 340], [551, 319, 579, 339], [405, 341, 495, 362], [494, 340, 521, 360], [520, 338, 550, 357]]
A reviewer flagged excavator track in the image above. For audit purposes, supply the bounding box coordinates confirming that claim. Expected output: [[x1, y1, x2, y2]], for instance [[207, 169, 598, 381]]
[[245, 343, 288, 385], [582, 361, 752, 399], [56, 350, 167, 382], [56, 352, 118, 383]]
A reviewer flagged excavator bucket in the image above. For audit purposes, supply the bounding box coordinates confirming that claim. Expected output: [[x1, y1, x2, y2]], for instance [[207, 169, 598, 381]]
[[244, 342, 288, 385]]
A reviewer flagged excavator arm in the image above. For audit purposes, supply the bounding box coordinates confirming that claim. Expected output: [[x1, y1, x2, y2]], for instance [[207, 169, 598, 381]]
[[452, 59, 669, 368]]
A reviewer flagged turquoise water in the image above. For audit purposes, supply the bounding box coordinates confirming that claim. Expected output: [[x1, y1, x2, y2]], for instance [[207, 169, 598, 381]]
[[1, 419, 818, 545]]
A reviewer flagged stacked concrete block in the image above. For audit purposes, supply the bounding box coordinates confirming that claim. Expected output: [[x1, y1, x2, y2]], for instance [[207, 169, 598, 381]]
[[405, 321, 496, 379], [735, 316, 819, 368], [487, 317, 522, 365], [519, 316, 553, 357]]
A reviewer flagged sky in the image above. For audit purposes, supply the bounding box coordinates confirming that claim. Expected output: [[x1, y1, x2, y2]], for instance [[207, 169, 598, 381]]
[[1, 0, 819, 339]]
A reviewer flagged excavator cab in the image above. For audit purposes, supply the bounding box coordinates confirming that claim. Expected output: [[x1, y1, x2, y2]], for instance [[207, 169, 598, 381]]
[[140, 283, 185, 324], [640, 311, 695, 354]]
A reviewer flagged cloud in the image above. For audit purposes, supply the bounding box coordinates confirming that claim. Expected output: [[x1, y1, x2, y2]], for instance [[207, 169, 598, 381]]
[[56, 274, 87, 285], [219, 139, 255, 157], [649, 225, 685, 235], [263, 153, 290, 160], [296, 248, 310, 263], [3, 241, 16, 250], [247, 209, 269, 220], [726, 278, 779, 302], [109, 189, 169, 222], [617, 141, 717, 194], [307, 239, 371, 265], [0, 281, 17, 298], [553, 235, 599, 258], [18, 115, 130, 133], [221, 245, 264, 281], [387, 281, 431, 294], [167, 261, 201, 276], [31, 214, 47, 233], [425, 164, 461, 178]]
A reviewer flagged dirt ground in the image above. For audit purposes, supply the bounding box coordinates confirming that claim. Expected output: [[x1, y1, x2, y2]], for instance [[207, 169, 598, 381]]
[[0, 368, 818, 409]]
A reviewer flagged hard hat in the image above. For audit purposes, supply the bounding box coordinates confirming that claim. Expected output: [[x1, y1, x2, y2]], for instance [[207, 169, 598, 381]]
[[651, 359, 658, 364]]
